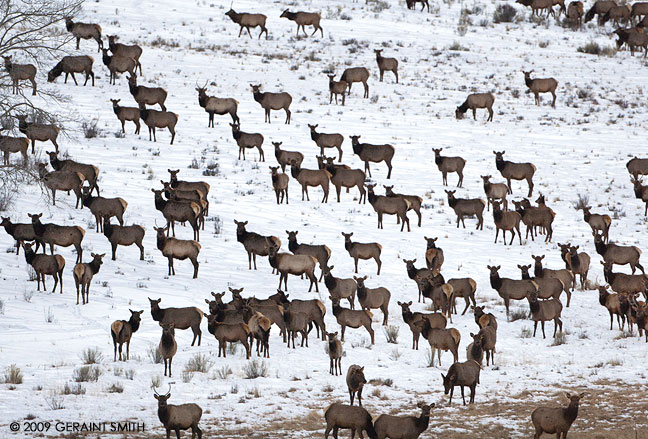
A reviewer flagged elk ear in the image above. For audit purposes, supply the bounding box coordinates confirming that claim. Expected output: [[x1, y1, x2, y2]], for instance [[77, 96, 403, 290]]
[[565, 392, 572, 400], [205, 299, 210, 304], [407, 301, 412, 305]]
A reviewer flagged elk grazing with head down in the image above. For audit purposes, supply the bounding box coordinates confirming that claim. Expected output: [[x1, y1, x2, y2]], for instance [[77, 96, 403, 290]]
[[196, 83, 239, 127], [110, 98, 140, 134], [567, 1, 584, 27], [432, 148, 465, 187], [225, 9, 268, 39], [290, 159, 331, 203], [374, 49, 398, 83], [397, 301, 447, 349], [28, 213, 85, 263], [128, 73, 167, 110], [445, 190, 485, 230], [0, 217, 42, 255], [154, 226, 201, 278], [532, 392, 585, 439], [384, 185, 422, 227], [103, 217, 145, 261], [324, 403, 378, 439], [0, 133, 29, 166], [3, 55, 37, 95], [493, 151, 536, 196], [488, 265, 538, 315], [111, 309, 143, 362], [140, 108, 177, 145], [626, 157, 648, 180], [341, 67, 370, 98], [106, 35, 142, 73], [230, 122, 264, 161], [601, 4, 631, 25], [480, 175, 508, 211], [47, 55, 94, 86], [308, 124, 344, 162], [455, 93, 494, 121], [441, 360, 481, 405], [250, 84, 292, 124], [522, 70, 558, 107], [280, 10, 323, 37], [101, 49, 139, 85], [354, 275, 391, 325], [153, 385, 203, 439], [350, 135, 395, 179], [270, 166, 289, 204], [73, 252, 104, 305], [149, 297, 204, 346], [367, 184, 411, 232], [327, 74, 347, 105], [16, 114, 59, 153], [22, 242, 65, 293], [374, 402, 435, 439]]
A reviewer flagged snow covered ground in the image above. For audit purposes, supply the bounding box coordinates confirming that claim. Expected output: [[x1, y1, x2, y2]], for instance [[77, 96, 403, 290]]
[[1, 0, 647, 437]]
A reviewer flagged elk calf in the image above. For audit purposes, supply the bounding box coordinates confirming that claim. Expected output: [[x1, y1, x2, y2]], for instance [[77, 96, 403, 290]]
[[327, 74, 347, 105], [528, 291, 563, 338], [480, 175, 508, 211], [73, 252, 104, 305], [268, 241, 319, 292], [207, 316, 251, 358], [270, 166, 289, 204], [38, 163, 85, 208]]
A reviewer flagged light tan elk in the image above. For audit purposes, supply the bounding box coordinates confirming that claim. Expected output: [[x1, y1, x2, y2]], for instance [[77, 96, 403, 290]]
[[384, 185, 422, 227], [22, 242, 65, 293], [290, 159, 331, 203], [154, 226, 201, 279], [478, 325, 497, 366], [107, 35, 142, 74], [531, 255, 574, 304], [488, 265, 538, 315], [0, 133, 29, 165], [149, 297, 204, 346], [167, 169, 210, 198], [196, 83, 239, 127], [230, 122, 264, 161], [532, 393, 585, 439], [494, 151, 536, 197], [28, 213, 85, 263], [225, 9, 268, 39], [246, 310, 271, 357], [140, 108, 177, 145], [251, 84, 292, 124], [47, 55, 94, 86], [433, 148, 465, 187], [326, 160, 366, 203], [518, 264, 564, 303], [110, 99, 140, 134], [267, 241, 319, 292], [47, 151, 99, 196], [280, 10, 323, 37], [65, 17, 103, 51], [103, 218, 144, 261], [626, 157, 648, 179], [321, 264, 357, 309], [455, 93, 494, 121], [374, 402, 434, 439], [350, 135, 395, 179], [598, 286, 629, 330], [342, 232, 382, 275], [235, 220, 281, 270], [341, 67, 370, 98], [270, 166, 289, 204], [101, 49, 139, 85], [82, 187, 127, 233], [583, 206, 611, 243], [330, 296, 375, 344], [309, 124, 344, 162], [374, 49, 398, 83], [445, 190, 485, 230], [480, 175, 507, 211], [3, 55, 37, 95], [38, 163, 85, 208], [128, 74, 167, 110], [73, 252, 104, 305], [111, 309, 143, 361], [367, 184, 411, 232], [153, 385, 203, 439], [473, 305, 498, 330], [327, 74, 347, 105], [16, 115, 59, 153], [398, 300, 447, 349], [417, 319, 460, 365], [522, 70, 558, 107], [273, 141, 303, 172], [0, 217, 42, 255], [567, 1, 584, 27], [355, 277, 391, 325]]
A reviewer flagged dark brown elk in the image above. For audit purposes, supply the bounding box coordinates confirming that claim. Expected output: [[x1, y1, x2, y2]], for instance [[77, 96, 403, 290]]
[[531, 255, 574, 305], [207, 316, 251, 358], [107, 35, 142, 74], [598, 286, 629, 330], [225, 9, 268, 39], [494, 151, 536, 196], [280, 10, 323, 37], [384, 185, 422, 227], [66, 19, 103, 51], [47, 55, 94, 86], [424, 237, 444, 272], [110, 98, 140, 134], [341, 67, 370, 98], [22, 242, 65, 293], [309, 124, 344, 162], [82, 187, 127, 233], [101, 49, 139, 85], [140, 108, 177, 145], [432, 148, 465, 187], [153, 386, 203, 439], [342, 232, 382, 275], [149, 297, 203, 346], [532, 392, 585, 439], [631, 176, 648, 216], [324, 403, 378, 439], [48, 151, 99, 197], [267, 241, 319, 292], [441, 360, 481, 405], [350, 135, 395, 179], [167, 169, 210, 199], [346, 364, 366, 406], [560, 244, 590, 290], [567, 1, 584, 27], [73, 252, 104, 305], [270, 166, 289, 204], [111, 309, 143, 361], [154, 226, 200, 278], [406, 0, 431, 11], [626, 157, 648, 179], [403, 258, 436, 303], [235, 220, 280, 270], [273, 141, 304, 172], [355, 275, 390, 325], [16, 114, 59, 153], [28, 213, 85, 263], [327, 331, 343, 375], [480, 175, 508, 211], [37, 163, 84, 208], [326, 159, 366, 203], [488, 265, 538, 315], [522, 70, 558, 107], [196, 84, 239, 126], [455, 93, 494, 121], [290, 159, 330, 203], [283, 308, 311, 348], [3, 55, 37, 95], [0, 217, 42, 255], [397, 301, 447, 349], [527, 291, 563, 338], [287, 230, 330, 280], [152, 189, 200, 240], [128, 74, 167, 110], [158, 323, 177, 377], [466, 332, 484, 365], [230, 122, 264, 161], [593, 232, 644, 274], [445, 190, 485, 230], [0, 133, 29, 165], [331, 296, 374, 344], [103, 218, 145, 261], [367, 184, 410, 232], [583, 206, 611, 243], [632, 2, 648, 23], [374, 49, 398, 83], [478, 324, 497, 365], [327, 74, 347, 105], [250, 84, 292, 124]]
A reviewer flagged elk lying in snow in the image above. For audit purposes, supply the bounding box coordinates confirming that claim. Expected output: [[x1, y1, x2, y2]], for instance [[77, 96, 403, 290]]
[[3, 55, 37, 95], [47, 56, 94, 86], [433, 148, 465, 187], [346, 364, 366, 406], [532, 393, 585, 439], [331, 296, 374, 343], [342, 232, 382, 275], [568, 1, 585, 27], [73, 252, 104, 305], [441, 360, 481, 405], [522, 70, 558, 107], [494, 151, 536, 197], [154, 226, 201, 279], [280, 10, 323, 37], [631, 176, 648, 216], [158, 323, 177, 377], [626, 156, 648, 180], [101, 49, 138, 85], [22, 243, 65, 293], [235, 220, 281, 270], [488, 265, 538, 315], [398, 301, 447, 349], [328, 332, 343, 375], [103, 218, 145, 261], [152, 189, 200, 240], [37, 163, 85, 208], [67, 18, 103, 52], [149, 297, 203, 346], [326, 160, 366, 204], [528, 291, 563, 338], [16, 115, 59, 153], [480, 175, 508, 211], [455, 93, 494, 121], [207, 316, 251, 358], [0, 133, 29, 165], [140, 108, 177, 145], [107, 35, 142, 74], [327, 74, 347, 105], [153, 386, 203, 439], [593, 232, 644, 274], [367, 184, 411, 232], [82, 187, 127, 232], [287, 230, 330, 280], [355, 276, 390, 325], [230, 122, 264, 161], [251, 84, 292, 124], [111, 309, 143, 361], [532, 255, 574, 306], [110, 99, 141, 134], [341, 67, 370, 98], [374, 49, 398, 83], [309, 124, 344, 161], [374, 402, 434, 439], [196, 84, 239, 126], [28, 213, 85, 263], [324, 403, 377, 439], [0, 217, 42, 255], [445, 190, 485, 230], [350, 135, 395, 179], [128, 74, 167, 110], [290, 159, 330, 203], [225, 9, 268, 39], [270, 166, 289, 204], [268, 241, 319, 292]]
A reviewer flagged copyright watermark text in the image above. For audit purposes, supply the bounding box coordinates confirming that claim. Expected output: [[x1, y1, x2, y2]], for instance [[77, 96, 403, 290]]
[[9, 421, 145, 434]]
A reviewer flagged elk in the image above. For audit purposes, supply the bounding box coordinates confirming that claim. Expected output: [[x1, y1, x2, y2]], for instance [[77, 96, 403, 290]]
[[161, 182, 206, 214], [404, 258, 437, 303], [374, 49, 398, 83], [2, 55, 37, 95], [355, 275, 390, 325], [81, 187, 127, 233], [423, 237, 444, 272], [234, 220, 280, 270], [567, 1, 584, 27], [324, 403, 377, 439], [374, 402, 434, 439], [267, 241, 318, 292], [561, 244, 590, 290], [225, 9, 268, 39], [47, 55, 94, 86], [531, 0, 556, 16], [397, 301, 447, 349], [47, 151, 99, 196], [527, 291, 563, 338], [153, 385, 203, 439], [0, 133, 29, 165], [273, 141, 303, 172], [473, 305, 498, 329], [601, 4, 631, 25], [613, 26, 648, 56], [111, 309, 143, 362], [287, 230, 331, 280], [327, 74, 347, 105], [101, 49, 138, 85], [149, 297, 203, 346], [466, 332, 484, 365], [512, 199, 554, 243], [108, 98, 140, 134], [140, 108, 177, 145], [270, 166, 289, 204], [432, 148, 465, 187], [350, 135, 395, 179], [22, 242, 65, 293], [455, 93, 494, 121], [632, 2, 648, 23], [321, 264, 357, 309], [326, 160, 366, 203], [626, 157, 648, 180], [308, 124, 344, 162], [154, 226, 200, 279], [271, 290, 326, 340], [167, 169, 210, 198], [367, 184, 410, 232], [196, 84, 239, 126], [127, 74, 167, 110], [342, 232, 382, 275], [16, 115, 59, 153], [582, 206, 611, 242], [73, 252, 104, 305], [65, 17, 102, 51], [28, 213, 85, 263], [488, 265, 538, 315], [594, 232, 644, 274], [631, 176, 648, 216], [157, 322, 177, 377], [331, 296, 374, 343], [493, 151, 536, 197], [103, 218, 145, 261], [441, 360, 481, 405], [532, 393, 585, 439], [0, 217, 42, 255], [532, 255, 574, 305], [37, 163, 84, 207], [384, 185, 422, 227], [230, 122, 264, 161], [250, 84, 292, 124], [283, 308, 311, 349], [207, 316, 251, 358], [280, 10, 323, 37], [345, 365, 366, 407], [522, 70, 558, 107], [445, 190, 485, 230], [480, 175, 508, 211], [518, 264, 564, 303], [479, 324, 497, 366], [601, 261, 648, 297], [341, 67, 370, 98], [106, 35, 142, 74], [327, 332, 343, 375], [153, 189, 200, 240], [290, 159, 330, 203], [599, 286, 629, 330], [448, 278, 477, 315], [417, 319, 460, 365]]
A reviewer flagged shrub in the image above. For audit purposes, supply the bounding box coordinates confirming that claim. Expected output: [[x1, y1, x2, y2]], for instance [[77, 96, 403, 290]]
[[509, 308, 528, 322], [493, 4, 516, 23], [425, 349, 436, 367], [62, 383, 85, 395], [73, 365, 102, 382], [106, 383, 124, 393], [185, 353, 212, 373], [520, 327, 533, 338], [45, 393, 65, 410], [213, 216, 223, 235], [573, 193, 589, 210], [215, 365, 232, 380], [82, 119, 101, 139], [383, 325, 399, 344], [578, 42, 600, 55], [150, 375, 162, 389], [551, 331, 567, 346], [243, 359, 268, 379], [80, 347, 104, 364], [148, 345, 163, 364], [202, 161, 220, 176], [124, 369, 135, 380], [182, 371, 194, 383], [447, 41, 469, 51], [4, 364, 23, 384]]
